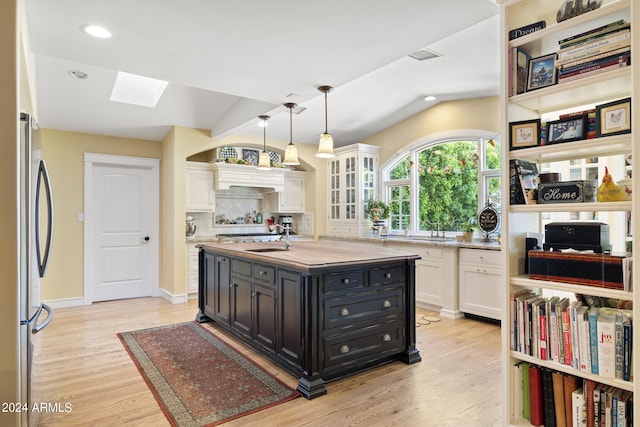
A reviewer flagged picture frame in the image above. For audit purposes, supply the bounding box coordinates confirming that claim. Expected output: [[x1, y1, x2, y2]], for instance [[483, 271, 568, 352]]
[[509, 119, 541, 150], [546, 115, 587, 144], [596, 97, 631, 137], [526, 53, 557, 91], [242, 148, 259, 165]]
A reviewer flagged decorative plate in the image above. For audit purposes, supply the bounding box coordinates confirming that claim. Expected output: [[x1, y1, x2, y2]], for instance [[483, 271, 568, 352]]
[[268, 151, 281, 165], [219, 146, 238, 159]]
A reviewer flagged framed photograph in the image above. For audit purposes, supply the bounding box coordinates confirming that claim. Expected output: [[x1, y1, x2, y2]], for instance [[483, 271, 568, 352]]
[[526, 53, 556, 91], [546, 115, 587, 144], [596, 97, 631, 137], [509, 119, 541, 150], [243, 148, 259, 165]]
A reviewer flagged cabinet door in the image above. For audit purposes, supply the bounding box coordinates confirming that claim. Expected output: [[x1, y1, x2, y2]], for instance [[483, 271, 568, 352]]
[[415, 258, 444, 307], [203, 251, 216, 317], [328, 158, 341, 220], [344, 155, 357, 221], [459, 265, 501, 320], [275, 174, 305, 213], [213, 255, 231, 324], [253, 282, 276, 352], [277, 270, 304, 369], [186, 168, 214, 211], [231, 275, 252, 336]]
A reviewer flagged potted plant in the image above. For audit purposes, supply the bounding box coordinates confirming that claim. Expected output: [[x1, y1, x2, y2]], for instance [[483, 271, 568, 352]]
[[365, 198, 390, 233], [462, 220, 476, 242]]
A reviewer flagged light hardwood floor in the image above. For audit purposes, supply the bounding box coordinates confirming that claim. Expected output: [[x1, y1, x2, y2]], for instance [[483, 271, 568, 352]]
[[33, 297, 501, 426]]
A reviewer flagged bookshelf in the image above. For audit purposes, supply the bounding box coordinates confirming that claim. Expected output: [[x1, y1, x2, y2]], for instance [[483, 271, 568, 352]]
[[499, 0, 638, 425]]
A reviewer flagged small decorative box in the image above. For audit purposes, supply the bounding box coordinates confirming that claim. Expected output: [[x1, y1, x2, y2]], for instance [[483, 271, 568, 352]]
[[538, 180, 595, 203]]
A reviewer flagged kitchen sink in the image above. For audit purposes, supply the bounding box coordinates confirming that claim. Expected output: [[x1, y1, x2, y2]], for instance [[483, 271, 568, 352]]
[[245, 248, 289, 252]]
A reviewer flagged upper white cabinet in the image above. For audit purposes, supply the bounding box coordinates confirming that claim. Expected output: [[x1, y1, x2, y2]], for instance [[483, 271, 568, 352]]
[[500, 0, 637, 424], [186, 161, 214, 212], [271, 170, 305, 213], [326, 143, 380, 236]]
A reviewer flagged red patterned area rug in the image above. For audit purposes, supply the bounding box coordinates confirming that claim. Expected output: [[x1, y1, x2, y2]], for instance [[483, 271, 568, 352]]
[[118, 322, 299, 426]]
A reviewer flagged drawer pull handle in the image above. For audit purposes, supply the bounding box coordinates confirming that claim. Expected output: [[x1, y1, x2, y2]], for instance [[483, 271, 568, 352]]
[[381, 300, 392, 308], [339, 307, 349, 316], [339, 345, 350, 354], [259, 270, 267, 275], [382, 334, 392, 342], [342, 278, 350, 285], [219, 258, 227, 262], [384, 273, 392, 279], [476, 268, 487, 273]]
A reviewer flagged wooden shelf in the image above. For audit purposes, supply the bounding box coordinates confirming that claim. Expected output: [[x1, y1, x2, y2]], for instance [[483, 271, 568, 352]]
[[508, 134, 631, 162], [510, 274, 632, 300], [509, 201, 632, 213]]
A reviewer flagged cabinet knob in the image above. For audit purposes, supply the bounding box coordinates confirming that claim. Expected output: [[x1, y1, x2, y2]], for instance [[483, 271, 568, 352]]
[[339, 345, 350, 354], [382, 334, 392, 342], [381, 300, 391, 308], [384, 272, 392, 279], [251, 292, 256, 297], [342, 278, 350, 285], [219, 258, 227, 262], [259, 270, 267, 275], [339, 307, 349, 316]]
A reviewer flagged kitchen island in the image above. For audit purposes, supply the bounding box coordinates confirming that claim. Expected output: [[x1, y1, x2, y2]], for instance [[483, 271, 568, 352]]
[[196, 240, 421, 399]]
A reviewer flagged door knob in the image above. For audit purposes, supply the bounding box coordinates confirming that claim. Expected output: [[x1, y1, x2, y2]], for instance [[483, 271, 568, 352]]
[[144, 236, 150, 241]]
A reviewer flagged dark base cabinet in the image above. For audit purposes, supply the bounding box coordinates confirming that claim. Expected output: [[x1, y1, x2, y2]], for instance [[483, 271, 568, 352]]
[[196, 246, 421, 399]]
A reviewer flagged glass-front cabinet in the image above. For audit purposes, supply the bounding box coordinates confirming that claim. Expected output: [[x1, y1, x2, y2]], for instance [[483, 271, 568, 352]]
[[326, 144, 380, 236]]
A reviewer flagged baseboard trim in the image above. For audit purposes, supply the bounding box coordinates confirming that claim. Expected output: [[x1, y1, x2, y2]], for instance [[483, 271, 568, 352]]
[[160, 288, 189, 304], [43, 297, 86, 309]]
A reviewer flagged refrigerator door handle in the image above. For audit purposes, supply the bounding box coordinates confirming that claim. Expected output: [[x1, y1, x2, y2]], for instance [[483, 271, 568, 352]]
[[31, 303, 53, 334], [35, 160, 54, 278]]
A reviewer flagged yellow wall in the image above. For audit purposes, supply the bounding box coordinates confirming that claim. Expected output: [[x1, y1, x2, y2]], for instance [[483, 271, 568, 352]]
[[363, 96, 501, 164], [38, 129, 162, 301]]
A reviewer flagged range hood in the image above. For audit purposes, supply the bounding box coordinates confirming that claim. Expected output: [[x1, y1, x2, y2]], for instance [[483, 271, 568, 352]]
[[212, 162, 286, 192]]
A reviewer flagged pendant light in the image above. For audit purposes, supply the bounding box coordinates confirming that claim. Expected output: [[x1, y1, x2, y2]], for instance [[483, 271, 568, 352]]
[[316, 85, 336, 158], [282, 103, 300, 166], [256, 115, 271, 170]]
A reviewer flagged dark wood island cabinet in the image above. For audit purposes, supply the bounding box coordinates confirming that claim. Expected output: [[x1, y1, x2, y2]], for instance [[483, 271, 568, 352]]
[[196, 240, 422, 399]]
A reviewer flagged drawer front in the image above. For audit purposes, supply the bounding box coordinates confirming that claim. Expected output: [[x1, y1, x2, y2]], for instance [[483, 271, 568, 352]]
[[323, 270, 365, 292], [322, 321, 405, 369], [459, 248, 501, 267], [323, 288, 404, 330], [231, 259, 252, 277], [253, 263, 275, 284], [369, 265, 404, 287]]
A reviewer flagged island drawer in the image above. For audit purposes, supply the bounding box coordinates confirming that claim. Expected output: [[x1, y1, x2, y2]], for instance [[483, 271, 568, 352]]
[[322, 321, 405, 370], [231, 259, 252, 277], [253, 263, 275, 284], [369, 265, 405, 287], [323, 288, 404, 330], [323, 269, 365, 292]]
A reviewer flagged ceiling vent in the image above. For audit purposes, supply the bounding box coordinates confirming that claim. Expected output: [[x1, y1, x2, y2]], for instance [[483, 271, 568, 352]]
[[293, 105, 306, 115], [408, 48, 442, 61]]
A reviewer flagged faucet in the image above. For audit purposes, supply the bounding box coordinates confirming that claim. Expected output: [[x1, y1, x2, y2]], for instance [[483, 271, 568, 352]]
[[425, 220, 442, 238], [269, 224, 291, 250]]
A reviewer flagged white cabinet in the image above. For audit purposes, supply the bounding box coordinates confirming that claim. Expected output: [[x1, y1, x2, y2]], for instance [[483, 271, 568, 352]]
[[271, 170, 305, 213], [458, 248, 501, 320], [186, 162, 214, 212], [326, 143, 380, 236], [186, 243, 199, 295], [500, 0, 637, 424]]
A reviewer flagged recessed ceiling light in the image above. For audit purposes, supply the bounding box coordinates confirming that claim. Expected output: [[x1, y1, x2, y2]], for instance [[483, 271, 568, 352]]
[[68, 70, 88, 79], [424, 95, 437, 102], [110, 71, 168, 108], [81, 24, 112, 39]]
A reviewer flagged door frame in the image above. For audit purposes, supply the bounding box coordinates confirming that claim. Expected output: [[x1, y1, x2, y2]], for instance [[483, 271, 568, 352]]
[[83, 153, 160, 304]]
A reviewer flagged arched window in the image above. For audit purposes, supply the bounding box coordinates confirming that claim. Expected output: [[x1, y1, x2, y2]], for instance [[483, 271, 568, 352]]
[[382, 132, 500, 236]]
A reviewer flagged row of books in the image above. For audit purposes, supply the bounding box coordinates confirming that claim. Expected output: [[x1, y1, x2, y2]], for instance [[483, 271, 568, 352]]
[[513, 362, 633, 427], [557, 20, 631, 84], [511, 290, 633, 381]]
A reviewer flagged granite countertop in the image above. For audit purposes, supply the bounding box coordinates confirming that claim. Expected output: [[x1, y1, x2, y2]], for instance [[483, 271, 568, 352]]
[[197, 240, 421, 271], [320, 235, 502, 251]]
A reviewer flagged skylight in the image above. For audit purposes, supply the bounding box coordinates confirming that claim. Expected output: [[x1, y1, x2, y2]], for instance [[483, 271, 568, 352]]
[[109, 72, 168, 108]]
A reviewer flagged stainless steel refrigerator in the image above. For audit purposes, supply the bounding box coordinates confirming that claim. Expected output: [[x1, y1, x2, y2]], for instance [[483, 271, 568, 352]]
[[18, 112, 54, 426]]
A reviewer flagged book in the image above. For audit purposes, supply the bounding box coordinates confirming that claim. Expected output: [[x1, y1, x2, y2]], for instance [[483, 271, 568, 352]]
[[557, 46, 631, 72], [541, 368, 557, 427], [513, 362, 525, 420], [529, 365, 544, 426], [556, 38, 631, 66], [514, 47, 531, 95], [549, 296, 561, 362], [583, 379, 595, 427], [558, 55, 630, 83], [561, 301, 573, 366], [577, 305, 591, 373], [597, 308, 618, 378], [572, 387, 585, 427], [622, 313, 632, 381], [557, 30, 630, 58], [558, 21, 630, 49], [552, 371, 567, 427], [587, 306, 600, 375], [522, 361, 532, 421], [615, 311, 625, 380], [558, 51, 630, 77], [557, 298, 570, 365], [563, 375, 581, 427]]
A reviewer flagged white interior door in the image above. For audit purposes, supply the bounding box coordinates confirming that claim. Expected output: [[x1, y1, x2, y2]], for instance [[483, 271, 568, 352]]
[[84, 154, 159, 303]]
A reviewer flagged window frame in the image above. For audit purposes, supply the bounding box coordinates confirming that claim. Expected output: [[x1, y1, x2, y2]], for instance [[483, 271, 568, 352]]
[[380, 130, 500, 237]]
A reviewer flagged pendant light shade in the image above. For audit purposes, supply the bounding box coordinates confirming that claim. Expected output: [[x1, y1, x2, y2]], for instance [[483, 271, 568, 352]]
[[256, 115, 271, 170], [282, 103, 300, 166], [316, 85, 336, 158]]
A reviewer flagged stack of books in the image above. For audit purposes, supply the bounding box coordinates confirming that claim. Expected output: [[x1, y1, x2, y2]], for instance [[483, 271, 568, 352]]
[[510, 292, 633, 382], [557, 20, 631, 83]]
